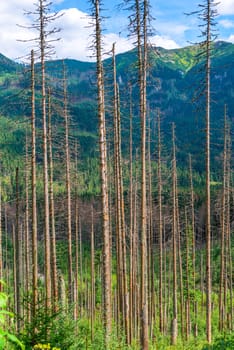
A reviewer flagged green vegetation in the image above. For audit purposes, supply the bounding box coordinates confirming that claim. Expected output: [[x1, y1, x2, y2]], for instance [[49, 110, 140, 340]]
[[0, 285, 24, 349], [0, 42, 233, 180], [0, 8, 233, 347]]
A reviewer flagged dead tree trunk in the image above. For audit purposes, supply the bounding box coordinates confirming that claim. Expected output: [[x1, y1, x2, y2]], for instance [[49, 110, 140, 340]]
[[157, 110, 164, 333], [39, 0, 51, 311], [92, 0, 112, 344], [91, 206, 95, 342], [15, 167, 22, 332], [31, 49, 38, 319], [171, 123, 178, 345], [47, 89, 58, 310], [63, 62, 73, 306], [25, 135, 31, 321]]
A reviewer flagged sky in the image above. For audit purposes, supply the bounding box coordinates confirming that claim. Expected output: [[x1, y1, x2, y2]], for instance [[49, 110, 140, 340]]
[[1, 0, 234, 62]]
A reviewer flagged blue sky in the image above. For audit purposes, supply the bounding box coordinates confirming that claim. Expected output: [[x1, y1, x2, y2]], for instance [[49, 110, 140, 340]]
[[52, 0, 234, 42], [1, 0, 234, 61]]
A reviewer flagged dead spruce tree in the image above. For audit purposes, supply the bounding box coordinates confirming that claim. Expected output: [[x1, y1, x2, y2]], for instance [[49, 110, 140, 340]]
[[62, 62, 73, 307], [31, 49, 38, 319], [89, 0, 112, 345], [15, 167, 22, 332], [171, 123, 178, 345], [189, 0, 219, 342], [24, 134, 31, 322], [112, 43, 129, 344], [123, 0, 152, 347], [128, 84, 135, 343], [189, 154, 198, 337], [219, 106, 232, 332], [24, 0, 61, 311], [47, 88, 58, 311], [139, 3, 149, 347], [90, 206, 95, 342]]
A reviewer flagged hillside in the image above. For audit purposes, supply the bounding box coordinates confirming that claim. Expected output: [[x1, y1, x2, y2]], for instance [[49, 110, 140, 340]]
[[1, 37, 234, 350], [0, 41, 233, 183]]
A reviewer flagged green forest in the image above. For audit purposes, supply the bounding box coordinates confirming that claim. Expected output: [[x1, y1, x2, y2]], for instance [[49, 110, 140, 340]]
[[0, 0, 234, 349]]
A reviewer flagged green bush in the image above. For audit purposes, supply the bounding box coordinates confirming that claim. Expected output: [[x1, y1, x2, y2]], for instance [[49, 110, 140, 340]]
[[202, 334, 234, 349], [20, 299, 77, 350], [0, 283, 24, 349]]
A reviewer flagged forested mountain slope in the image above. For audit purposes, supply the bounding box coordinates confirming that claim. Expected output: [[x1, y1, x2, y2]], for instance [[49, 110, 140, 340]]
[[0, 41, 233, 185], [1, 34, 234, 350]]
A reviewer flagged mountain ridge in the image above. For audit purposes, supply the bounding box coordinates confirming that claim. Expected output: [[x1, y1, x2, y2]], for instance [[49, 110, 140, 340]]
[[0, 40, 233, 181]]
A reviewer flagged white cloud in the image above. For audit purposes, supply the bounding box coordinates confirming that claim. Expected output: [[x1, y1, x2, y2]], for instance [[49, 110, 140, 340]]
[[44, 8, 179, 61], [150, 35, 180, 49], [1, 1, 232, 63], [218, 0, 234, 15], [0, 3, 35, 60], [158, 23, 189, 37], [0, 1, 77, 61], [102, 34, 134, 56], [226, 34, 234, 42], [0, 0, 69, 61], [52, 8, 94, 61], [0, 3, 133, 62], [219, 19, 234, 28]]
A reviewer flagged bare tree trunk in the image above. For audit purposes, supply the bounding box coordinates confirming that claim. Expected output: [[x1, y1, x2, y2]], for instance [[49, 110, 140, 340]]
[[30, 50, 38, 319], [113, 43, 124, 338], [129, 84, 134, 343], [219, 107, 228, 331], [39, 0, 51, 311], [189, 154, 197, 336], [147, 115, 154, 339], [74, 142, 79, 320], [190, 1, 218, 341], [185, 208, 190, 341], [15, 167, 22, 332], [63, 62, 73, 306], [91, 206, 95, 342], [200, 251, 204, 316], [226, 127, 233, 330], [163, 219, 168, 334], [47, 89, 58, 310], [4, 206, 9, 286], [136, 0, 149, 346], [177, 202, 184, 338], [25, 135, 31, 322], [227, 199, 233, 330], [112, 43, 129, 344], [205, 2, 212, 342], [171, 123, 178, 345], [133, 174, 139, 340], [13, 224, 17, 318], [92, 0, 112, 344], [118, 92, 130, 346], [79, 219, 83, 316], [157, 111, 164, 334], [74, 195, 79, 320]]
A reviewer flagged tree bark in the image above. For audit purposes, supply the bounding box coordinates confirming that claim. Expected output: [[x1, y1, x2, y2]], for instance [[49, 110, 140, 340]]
[[171, 123, 178, 345], [47, 89, 58, 310], [157, 111, 164, 334], [15, 167, 22, 332], [39, 0, 51, 311], [93, 0, 112, 344], [91, 206, 95, 342], [31, 49, 38, 319], [63, 62, 73, 306]]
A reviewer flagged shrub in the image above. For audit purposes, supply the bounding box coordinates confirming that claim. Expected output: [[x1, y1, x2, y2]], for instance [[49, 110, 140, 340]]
[[0, 283, 25, 349]]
